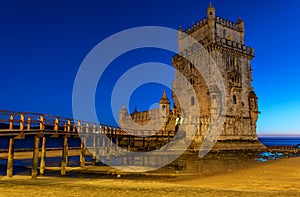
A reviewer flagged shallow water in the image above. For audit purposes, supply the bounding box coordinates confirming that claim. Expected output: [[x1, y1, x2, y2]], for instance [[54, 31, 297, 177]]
[[0, 136, 299, 178]]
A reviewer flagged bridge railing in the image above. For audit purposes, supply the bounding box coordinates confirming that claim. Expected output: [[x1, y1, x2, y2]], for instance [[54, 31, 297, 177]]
[[0, 110, 175, 138]]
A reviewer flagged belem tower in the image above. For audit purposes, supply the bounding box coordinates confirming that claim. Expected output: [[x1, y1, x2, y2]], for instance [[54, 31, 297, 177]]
[[119, 3, 265, 150]]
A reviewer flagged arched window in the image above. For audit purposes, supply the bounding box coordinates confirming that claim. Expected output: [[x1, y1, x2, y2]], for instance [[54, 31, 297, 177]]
[[191, 96, 195, 106], [162, 105, 166, 111], [232, 95, 237, 105]]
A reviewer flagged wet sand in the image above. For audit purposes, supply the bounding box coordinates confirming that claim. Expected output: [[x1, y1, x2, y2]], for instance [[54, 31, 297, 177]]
[[0, 157, 299, 196]]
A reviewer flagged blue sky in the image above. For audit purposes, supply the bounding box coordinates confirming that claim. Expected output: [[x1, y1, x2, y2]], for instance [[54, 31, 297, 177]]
[[0, 0, 299, 135]]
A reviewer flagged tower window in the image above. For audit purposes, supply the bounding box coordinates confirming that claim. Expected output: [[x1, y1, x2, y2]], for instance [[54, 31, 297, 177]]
[[189, 64, 195, 71], [162, 105, 166, 110], [191, 96, 195, 106], [189, 78, 195, 85], [210, 12, 212, 15], [232, 95, 237, 105]]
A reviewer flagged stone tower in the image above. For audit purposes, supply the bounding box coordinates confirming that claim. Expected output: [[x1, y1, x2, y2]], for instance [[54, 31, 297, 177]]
[[119, 3, 264, 150], [172, 3, 261, 144]]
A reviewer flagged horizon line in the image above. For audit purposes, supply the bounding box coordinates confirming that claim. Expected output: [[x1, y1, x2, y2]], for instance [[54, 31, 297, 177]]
[[258, 134, 300, 137]]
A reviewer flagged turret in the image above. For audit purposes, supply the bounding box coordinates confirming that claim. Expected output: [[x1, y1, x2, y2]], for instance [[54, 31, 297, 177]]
[[237, 17, 245, 44], [249, 91, 259, 119], [118, 104, 128, 127], [206, 2, 216, 42], [159, 90, 170, 116], [249, 91, 260, 136], [206, 2, 215, 20]]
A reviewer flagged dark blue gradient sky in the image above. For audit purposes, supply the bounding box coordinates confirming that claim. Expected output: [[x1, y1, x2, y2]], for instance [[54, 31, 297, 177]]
[[0, 0, 299, 135]]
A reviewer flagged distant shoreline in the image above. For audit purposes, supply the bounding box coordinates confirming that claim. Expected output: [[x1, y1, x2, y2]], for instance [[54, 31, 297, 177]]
[[259, 135, 300, 137]]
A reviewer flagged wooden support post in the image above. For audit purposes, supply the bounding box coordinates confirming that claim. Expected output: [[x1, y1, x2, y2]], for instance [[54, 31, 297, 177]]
[[115, 136, 119, 147], [92, 124, 96, 161], [61, 136, 68, 176], [102, 135, 106, 155], [40, 137, 46, 175], [128, 137, 130, 151], [95, 136, 99, 164], [109, 127, 113, 155], [66, 120, 71, 168], [92, 135, 96, 160], [31, 136, 40, 180], [132, 136, 135, 151], [80, 136, 86, 168], [6, 137, 14, 177], [109, 136, 113, 155], [7, 114, 14, 177]]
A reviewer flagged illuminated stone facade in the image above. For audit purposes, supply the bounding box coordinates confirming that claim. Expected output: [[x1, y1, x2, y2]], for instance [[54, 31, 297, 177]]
[[119, 3, 263, 149]]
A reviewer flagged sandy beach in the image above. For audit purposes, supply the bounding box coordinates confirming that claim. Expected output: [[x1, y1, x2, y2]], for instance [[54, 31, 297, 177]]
[[0, 156, 299, 197]]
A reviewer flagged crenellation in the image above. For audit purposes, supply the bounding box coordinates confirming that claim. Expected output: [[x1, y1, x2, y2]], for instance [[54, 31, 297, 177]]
[[215, 16, 240, 31], [183, 18, 208, 36]]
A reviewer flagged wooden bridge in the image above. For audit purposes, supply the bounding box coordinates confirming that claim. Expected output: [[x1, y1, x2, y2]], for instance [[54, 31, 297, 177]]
[[0, 110, 176, 179]]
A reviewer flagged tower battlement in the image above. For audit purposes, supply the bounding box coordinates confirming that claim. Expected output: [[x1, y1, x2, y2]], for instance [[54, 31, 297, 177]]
[[172, 35, 254, 63], [184, 16, 242, 36]]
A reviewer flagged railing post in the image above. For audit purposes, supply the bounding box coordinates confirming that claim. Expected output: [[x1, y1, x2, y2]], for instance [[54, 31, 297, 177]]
[[77, 121, 81, 133], [73, 123, 76, 132], [27, 117, 31, 130], [99, 125, 102, 135], [15, 113, 25, 139], [54, 117, 59, 131], [9, 114, 14, 130], [85, 123, 89, 133], [67, 119, 71, 132], [39, 115, 44, 131], [93, 124, 96, 133], [20, 113, 25, 131]]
